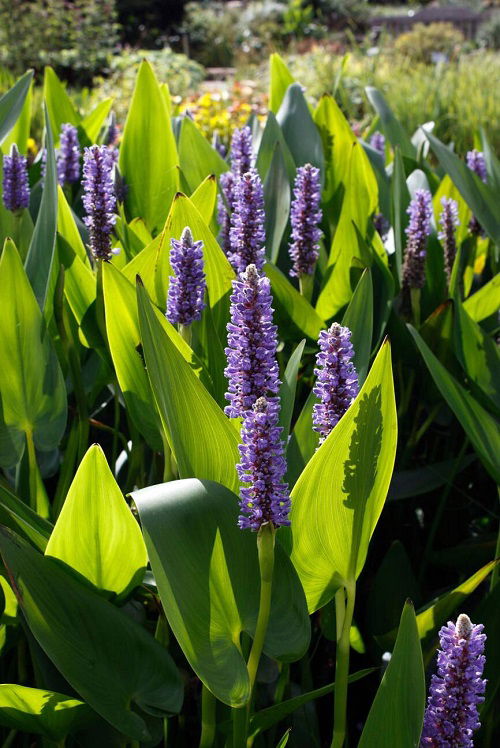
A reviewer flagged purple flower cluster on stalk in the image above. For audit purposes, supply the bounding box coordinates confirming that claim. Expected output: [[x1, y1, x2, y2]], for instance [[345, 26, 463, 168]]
[[82, 145, 116, 261], [228, 169, 266, 273], [370, 131, 386, 156], [57, 123, 80, 185], [420, 614, 486, 748], [288, 163, 322, 278], [438, 197, 460, 281], [466, 150, 487, 236], [237, 396, 290, 530], [224, 264, 280, 418], [2, 144, 30, 213], [402, 189, 433, 290], [312, 323, 359, 444], [166, 226, 206, 327], [217, 126, 254, 255]]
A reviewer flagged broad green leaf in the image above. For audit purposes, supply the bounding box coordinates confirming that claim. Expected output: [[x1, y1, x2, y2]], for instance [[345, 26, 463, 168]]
[[0, 528, 182, 740], [314, 94, 358, 205], [0, 482, 52, 551], [263, 142, 291, 263], [481, 127, 500, 193], [342, 268, 373, 384], [249, 668, 376, 738], [408, 325, 500, 483], [463, 274, 500, 322], [119, 60, 179, 233], [391, 147, 411, 282], [279, 339, 305, 440], [122, 230, 165, 305], [80, 98, 113, 144], [0, 240, 67, 468], [453, 297, 500, 414], [57, 184, 88, 263], [45, 445, 147, 600], [269, 53, 295, 114], [137, 281, 240, 492], [0, 685, 93, 740], [358, 601, 425, 748], [255, 111, 296, 184], [287, 341, 397, 611], [191, 174, 217, 225], [388, 455, 476, 501], [426, 130, 500, 246], [0, 70, 34, 144], [132, 478, 310, 707], [25, 106, 58, 311], [277, 84, 324, 175], [276, 730, 290, 747], [178, 117, 228, 194], [57, 238, 102, 351], [2, 78, 32, 154], [265, 262, 325, 342], [365, 87, 415, 159], [367, 542, 420, 637], [43, 66, 80, 135]]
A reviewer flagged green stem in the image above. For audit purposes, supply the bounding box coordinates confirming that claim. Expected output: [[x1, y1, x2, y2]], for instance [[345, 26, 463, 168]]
[[232, 706, 247, 748], [331, 584, 356, 748], [299, 272, 314, 303], [25, 430, 49, 517], [199, 685, 216, 748], [179, 323, 192, 346], [490, 485, 500, 591], [246, 524, 275, 692], [161, 432, 175, 483], [410, 287, 421, 327]]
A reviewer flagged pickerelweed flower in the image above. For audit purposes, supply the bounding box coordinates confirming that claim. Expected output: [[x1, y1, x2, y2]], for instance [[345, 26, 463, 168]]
[[224, 264, 280, 418], [217, 126, 254, 255], [2, 144, 30, 213], [402, 189, 433, 290], [466, 150, 487, 236], [166, 226, 206, 327], [57, 123, 80, 185], [370, 131, 386, 157], [237, 396, 290, 530], [82, 145, 117, 261], [438, 197, 460, 281], [288, 163, 322, 278], [312, 323, 359, 444], [228, 169, 266, 274], [420, 613, 486, 748]]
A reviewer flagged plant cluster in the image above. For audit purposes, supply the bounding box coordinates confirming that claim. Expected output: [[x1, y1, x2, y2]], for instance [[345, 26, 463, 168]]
[[0, 53, 498, 747]]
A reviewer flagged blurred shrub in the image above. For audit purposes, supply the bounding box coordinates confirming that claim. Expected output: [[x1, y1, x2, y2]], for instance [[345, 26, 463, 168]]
[[478, 11, 500, 50], [285, 46, 500, 153], [91, 48, 205, 122], [182, 1, 239, 67], [0, 0, 120, 84], [394, 22, 465, 63], [316, 0, 370, 30]]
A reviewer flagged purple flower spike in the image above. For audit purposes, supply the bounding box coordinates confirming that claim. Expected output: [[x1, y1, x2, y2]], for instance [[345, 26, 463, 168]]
[[167, 226, 206, 327], [57, 123, 80, 185], [288, 163, 323, 278], [402, 189, 433, 290], [2, 144, 30, 213], [82, 145, 116, 261], [217, 170, 235, 255], [228, 169, 266, 274], [224, 264, 280, 418], [420, 613, 486, 748], [370, 131, 386, 157], [466, 150, 487, 184], [230, 126, 253, 176], [438, 197, 460, 281], [313, 323, 359, 444], [466, 150, 487, 236], [237, 396, 290, 531]]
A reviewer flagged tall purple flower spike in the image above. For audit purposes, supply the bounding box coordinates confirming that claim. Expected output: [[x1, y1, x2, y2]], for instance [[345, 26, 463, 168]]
[[237, 396, 290, 530], [420, 613, 486, 747], [438, 197, 460, 282], [166, 226, 206, 327], [288, 163, 323, 278], [370, 131, 386, 157], [228, 169, 266, 274], [224, 264, 280, 418], [82, 145, 117, 261], [2, 144, 30, 213], [466, 150, 487, 236], [57, 123, 80, 185], [312, 323, 359, 445], [402, 189, 433, 290], [217, 126, 254, 255]]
